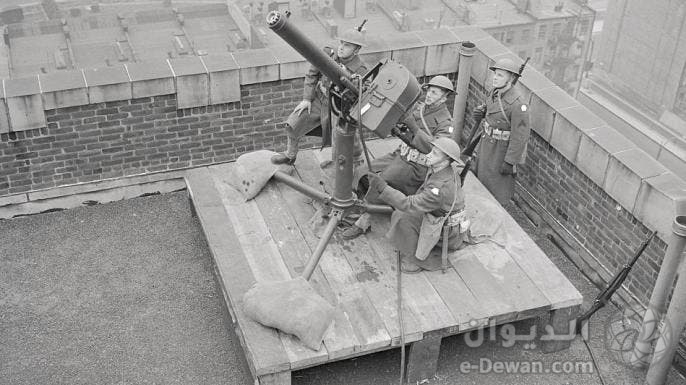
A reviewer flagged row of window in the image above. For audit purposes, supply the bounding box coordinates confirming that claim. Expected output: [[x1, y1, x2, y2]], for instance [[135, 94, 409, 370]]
[[491, 18, 590, 46]]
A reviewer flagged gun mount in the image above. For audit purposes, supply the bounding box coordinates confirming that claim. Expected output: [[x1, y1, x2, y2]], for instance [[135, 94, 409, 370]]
[[264, 10, 426, 282], [267, 10, 421, 138]]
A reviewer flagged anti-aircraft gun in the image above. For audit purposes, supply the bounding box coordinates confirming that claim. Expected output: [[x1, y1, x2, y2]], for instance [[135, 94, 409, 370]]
[[266, 10, 422, 279]]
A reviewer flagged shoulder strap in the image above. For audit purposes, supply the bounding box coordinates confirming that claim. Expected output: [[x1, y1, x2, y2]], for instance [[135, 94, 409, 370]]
[[497, 92, 510, 125], [418, 104, 434, 137]]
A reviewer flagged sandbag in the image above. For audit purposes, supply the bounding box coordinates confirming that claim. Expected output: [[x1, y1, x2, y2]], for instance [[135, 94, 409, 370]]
[[242, 277, 334, 351], [226, 150, 292, 201]]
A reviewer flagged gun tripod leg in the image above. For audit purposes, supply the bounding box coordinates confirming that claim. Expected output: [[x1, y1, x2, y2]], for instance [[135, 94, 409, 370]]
[[301, 208, 344, 280]]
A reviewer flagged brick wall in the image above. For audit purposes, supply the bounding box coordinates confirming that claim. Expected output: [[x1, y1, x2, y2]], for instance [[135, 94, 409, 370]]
[[0, 80, 310, 196]]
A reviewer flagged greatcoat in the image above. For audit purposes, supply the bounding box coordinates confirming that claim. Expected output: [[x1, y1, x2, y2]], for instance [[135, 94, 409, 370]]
[[475, 85, 530, 205]]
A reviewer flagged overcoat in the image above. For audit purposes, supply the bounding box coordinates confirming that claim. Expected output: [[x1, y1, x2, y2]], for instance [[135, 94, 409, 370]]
[[369, 101, 454, 195], [285, 51, 367, 146], [475, 85, 530, 205], [380, 165, 465, 259]]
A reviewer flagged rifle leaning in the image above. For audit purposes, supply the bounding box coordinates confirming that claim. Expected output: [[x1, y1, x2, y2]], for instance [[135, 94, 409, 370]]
[[574, 230, 657, 334]]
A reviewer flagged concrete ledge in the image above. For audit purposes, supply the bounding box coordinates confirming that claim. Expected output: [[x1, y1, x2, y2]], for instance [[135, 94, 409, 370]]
[[529, 92, 555, 142], [557, 105, 605, 133], [550, 114, 582, 163], [0, 192, 29, 207], [84, 65, 132, 103], [577, 126, 636, 187], [126, 61, 175, 99], [415, 29, 461, 76], [359, 37, 391, 69], [604, 149, 668, 212], [0, 97, 9, 134], [656, 137, 686, 178], [4, 76, 45, 132], [634, 173, 686, 239], [200, 54, 241, 105], [169, 57, 209, 109], [232, 49, 279, 85], [1, 178, 187, 220], [271, 45, 308, 81], [40, 70, 88, 109], [386, 32, 428, 77], [27, 169, 189, 201]]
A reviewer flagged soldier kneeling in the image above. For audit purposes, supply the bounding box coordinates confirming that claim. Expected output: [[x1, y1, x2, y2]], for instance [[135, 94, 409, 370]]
[[365, 137, 468, 273]]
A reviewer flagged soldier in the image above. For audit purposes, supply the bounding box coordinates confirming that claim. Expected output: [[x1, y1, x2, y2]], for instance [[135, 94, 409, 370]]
[[342, 75, 456, 239], [472, 58, 530, 206], [271, 29, 368, 167], [365, 138, 467, 273]]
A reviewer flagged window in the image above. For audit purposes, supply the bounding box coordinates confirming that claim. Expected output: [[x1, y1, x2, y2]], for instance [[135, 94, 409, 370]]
[[535, 47, 543, 63], [506, 30, 514, 44], [578, 18, 590, 37], [538, 24, 547, 40], [521, 29, 531, 43], [518, 50, 528, 59], [552, 23, 562, 36]]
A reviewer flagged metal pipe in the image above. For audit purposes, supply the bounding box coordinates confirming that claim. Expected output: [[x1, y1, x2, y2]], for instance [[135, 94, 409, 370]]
[[631, 198, 686, 368], [302, 211, 341, 280], [363, 203, 394, 215], [272, 171, 330, 202], [266, 11, 358, 95], [645, 212, 686, 385], [452, 41, 476, 143]]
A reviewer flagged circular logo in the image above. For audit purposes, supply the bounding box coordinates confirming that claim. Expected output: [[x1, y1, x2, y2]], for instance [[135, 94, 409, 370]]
[[603, 307, 672, 366]]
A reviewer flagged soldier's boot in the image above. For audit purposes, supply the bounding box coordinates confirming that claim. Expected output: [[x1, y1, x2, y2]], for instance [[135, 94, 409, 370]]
[[342, 213, 371, 240], [400, 254, 423, 274], [271, 136, 299, 165]]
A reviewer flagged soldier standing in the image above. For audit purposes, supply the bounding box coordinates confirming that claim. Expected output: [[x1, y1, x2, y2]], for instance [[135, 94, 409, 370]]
[[365, 138, 467, 273], [342, 76, 456, 239], [472, 58, 530, 206], [271, 29, 368, 166]]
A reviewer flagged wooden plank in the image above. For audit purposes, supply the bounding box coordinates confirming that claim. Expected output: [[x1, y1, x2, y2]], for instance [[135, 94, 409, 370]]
[[368, 214, 489, 333], [512, 184, 585, 309], [464, 174, 583, 310], [540, 305, 581, 353], [450, 241, 551, 322], [312, 147, 458, 335], [304, 150, 426, 343], [406, 336, 442, 384], [258, 371, 291, 385], [253, 180, 361, 361], [207, 164, 330, 369], [185, 168, 290, 377], [274, 164, 392, 353]]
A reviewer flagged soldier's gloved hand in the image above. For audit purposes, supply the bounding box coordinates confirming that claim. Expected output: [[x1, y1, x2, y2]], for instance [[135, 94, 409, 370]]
[[499, 162, 515, 175], [391, 123, 414, 144], [367, 172, 388, 194], [293, 100, 312, 116], [471, 104, 486, 121]]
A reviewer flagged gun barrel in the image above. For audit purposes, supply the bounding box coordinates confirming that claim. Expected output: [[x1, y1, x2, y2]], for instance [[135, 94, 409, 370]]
[[267, 11, 358, 96]]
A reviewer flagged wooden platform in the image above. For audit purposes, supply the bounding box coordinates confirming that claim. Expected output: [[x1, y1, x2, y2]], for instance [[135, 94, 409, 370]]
[[185, 138, 583, 385]]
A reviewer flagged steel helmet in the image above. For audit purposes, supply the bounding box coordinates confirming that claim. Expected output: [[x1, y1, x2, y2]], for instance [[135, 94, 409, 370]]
[[337, 29, 366, 47], [489, 58, 520, 75], [430, 137, 462, 163], [421, 75, 455, 94]]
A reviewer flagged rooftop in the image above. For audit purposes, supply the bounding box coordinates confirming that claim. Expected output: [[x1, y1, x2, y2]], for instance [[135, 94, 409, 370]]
[[1, 0, 594, 79]]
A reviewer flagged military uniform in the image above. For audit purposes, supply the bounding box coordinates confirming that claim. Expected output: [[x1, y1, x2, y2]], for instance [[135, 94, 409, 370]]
[[284, 51, 368, 159], [372, 100, 455, 195], [475, 85, 530, 205], [378, 165, 466, 262]]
